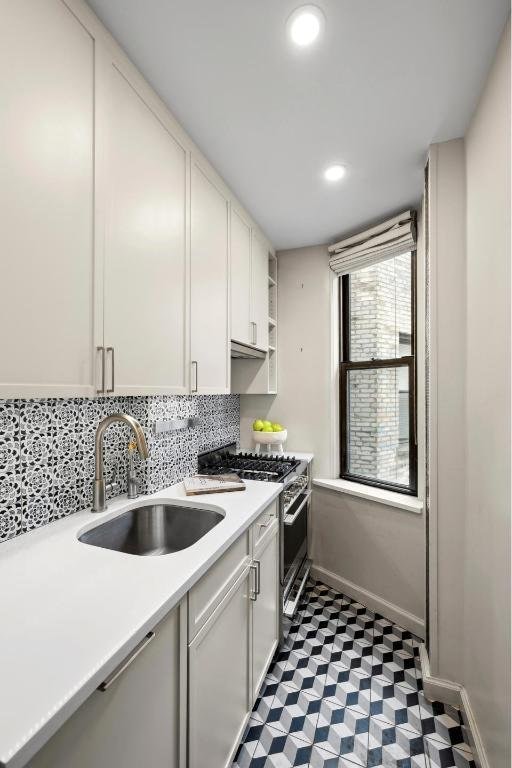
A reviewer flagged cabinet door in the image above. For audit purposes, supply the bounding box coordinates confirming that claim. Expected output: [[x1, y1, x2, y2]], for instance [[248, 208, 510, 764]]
[[0, 0, 97, 398], [27, 604, 185, 768], [189, 568, 251, 768], [190, 160, 230, 393], [103, 63, 188, 395], [252, 521, 279, 702], [230, 207, 252, 346], [251, 232, 269, 351]]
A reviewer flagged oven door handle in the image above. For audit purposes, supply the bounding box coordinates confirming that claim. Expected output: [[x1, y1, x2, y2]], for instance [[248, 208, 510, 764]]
[[284, 490, 312, 526]]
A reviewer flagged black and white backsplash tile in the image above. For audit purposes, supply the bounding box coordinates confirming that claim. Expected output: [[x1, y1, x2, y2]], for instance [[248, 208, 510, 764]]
[[0, 394, 240, 542]]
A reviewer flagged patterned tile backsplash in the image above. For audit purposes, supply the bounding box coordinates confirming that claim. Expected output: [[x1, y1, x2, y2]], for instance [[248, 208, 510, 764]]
[[0, 395, 240, 542]]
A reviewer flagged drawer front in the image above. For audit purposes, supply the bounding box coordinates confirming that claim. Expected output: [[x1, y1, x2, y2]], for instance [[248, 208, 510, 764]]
[[251, 500, 279, 553], [188, 532, 250, 641]]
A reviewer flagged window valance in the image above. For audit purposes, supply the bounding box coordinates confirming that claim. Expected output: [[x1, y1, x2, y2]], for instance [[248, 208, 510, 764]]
[[328, 210, 417, 275]]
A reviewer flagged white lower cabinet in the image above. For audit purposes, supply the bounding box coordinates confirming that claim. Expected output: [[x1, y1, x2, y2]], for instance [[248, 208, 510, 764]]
[[188, 501, 279, 768], [188, 567, 252, 768], [25, 502, 279, 768], [27, 602, 186, 768], [251, 520, 280, 701]]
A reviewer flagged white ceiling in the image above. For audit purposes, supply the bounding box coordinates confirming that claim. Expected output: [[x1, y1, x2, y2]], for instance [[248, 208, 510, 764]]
[[86, 0, 509, 250]]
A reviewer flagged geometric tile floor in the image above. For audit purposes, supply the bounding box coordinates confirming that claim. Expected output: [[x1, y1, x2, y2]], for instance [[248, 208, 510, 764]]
[[232, 580, 475, 768]]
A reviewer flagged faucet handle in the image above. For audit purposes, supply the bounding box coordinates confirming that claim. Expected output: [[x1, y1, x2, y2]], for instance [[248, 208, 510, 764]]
[[127, 439, 139, 500]]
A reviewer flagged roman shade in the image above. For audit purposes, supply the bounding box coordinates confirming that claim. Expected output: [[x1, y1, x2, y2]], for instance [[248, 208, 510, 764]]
[[328, 209, 417, 275]]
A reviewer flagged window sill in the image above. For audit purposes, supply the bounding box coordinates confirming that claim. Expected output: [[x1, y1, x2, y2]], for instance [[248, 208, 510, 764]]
[[312, 478, 424, 514]]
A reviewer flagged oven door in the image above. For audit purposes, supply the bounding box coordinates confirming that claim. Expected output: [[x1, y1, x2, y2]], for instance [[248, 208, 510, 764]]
[[281, 488, 311, 601]]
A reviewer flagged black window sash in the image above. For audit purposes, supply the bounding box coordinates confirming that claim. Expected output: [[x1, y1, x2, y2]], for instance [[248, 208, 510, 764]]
[[339, 357, 417, 495], [339, 252, 417, 496]]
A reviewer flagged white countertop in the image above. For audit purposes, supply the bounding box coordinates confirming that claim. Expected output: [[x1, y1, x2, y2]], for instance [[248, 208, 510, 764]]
[[0, 479, 282, 768]]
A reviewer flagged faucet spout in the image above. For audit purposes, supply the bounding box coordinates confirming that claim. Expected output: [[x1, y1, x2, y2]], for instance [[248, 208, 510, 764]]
[[92, 413, 149, 512]]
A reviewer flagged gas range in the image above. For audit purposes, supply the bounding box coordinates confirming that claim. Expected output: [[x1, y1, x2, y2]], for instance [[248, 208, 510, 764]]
[[197, 445, 302, 484], [198, 443, 312, 626]]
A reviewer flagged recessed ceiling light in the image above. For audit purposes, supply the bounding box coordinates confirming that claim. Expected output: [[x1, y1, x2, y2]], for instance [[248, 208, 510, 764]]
[[324, 164, 346, 182], [287, 5, 324, 47]]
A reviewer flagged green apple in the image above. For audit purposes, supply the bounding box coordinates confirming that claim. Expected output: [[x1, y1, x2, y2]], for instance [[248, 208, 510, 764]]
[[262, 420, 272, 429], [252, 419, 264, 431], [262, 425, 273, 432], [272, 423, 284, 432]]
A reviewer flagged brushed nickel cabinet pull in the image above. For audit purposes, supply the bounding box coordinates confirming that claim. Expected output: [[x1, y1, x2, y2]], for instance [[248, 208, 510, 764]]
[[254, 559, 261, 596], [98, 632, 155, 692], [106, 347, 115, 393], [249, 562, 258, 601], [191, 360, 198, 393], [254, 323, 258, 345], [96, 347, 106, 394]]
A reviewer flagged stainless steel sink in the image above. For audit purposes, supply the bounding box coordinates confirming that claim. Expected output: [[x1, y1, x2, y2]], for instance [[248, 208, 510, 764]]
[[78, 503, 224, 556]]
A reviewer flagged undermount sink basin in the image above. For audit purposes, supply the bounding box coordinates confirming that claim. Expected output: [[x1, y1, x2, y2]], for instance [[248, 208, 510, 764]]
[[78, 503, 225, 556]]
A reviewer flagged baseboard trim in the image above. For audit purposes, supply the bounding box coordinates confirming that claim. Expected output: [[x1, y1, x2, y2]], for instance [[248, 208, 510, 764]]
[[419, 644, 489, 768], [310, 564, 425, 638], [459, 688, 490, 768], [418, 643, 463, 706]]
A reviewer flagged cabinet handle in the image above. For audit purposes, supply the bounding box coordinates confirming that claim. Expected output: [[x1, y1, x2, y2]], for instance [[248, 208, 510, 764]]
[[191, 360, 198, 393], [98, 631, 155, 691], [249, 561, 260, 601], [284, 490, 312, 527], [250, 559, 261, 600], [106, 347, 115, 393], [254, 323, 257, 345], [96, 347, 106, 394]]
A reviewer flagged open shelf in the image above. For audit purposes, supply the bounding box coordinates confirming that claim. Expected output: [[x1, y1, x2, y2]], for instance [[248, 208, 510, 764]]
[[233, 250, 277, 395]]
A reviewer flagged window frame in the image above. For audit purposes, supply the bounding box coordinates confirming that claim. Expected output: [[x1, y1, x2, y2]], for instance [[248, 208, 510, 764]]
[[339, 251, 418, 496]]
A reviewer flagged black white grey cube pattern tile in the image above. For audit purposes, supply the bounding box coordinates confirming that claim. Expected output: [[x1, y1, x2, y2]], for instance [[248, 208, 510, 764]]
[[0, 395, 239, 542], [232, 581, 475, 768]]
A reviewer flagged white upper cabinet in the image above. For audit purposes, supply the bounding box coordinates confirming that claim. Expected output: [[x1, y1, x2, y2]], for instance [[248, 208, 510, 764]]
[[230, 208, 252, 346], [190, 160, 230, 394], [102, 63, 188, 395], [0, 0, 96, 398], [230, 217, 270, 353], [0, 0, 273, 398], [251, 231, 270, 351]]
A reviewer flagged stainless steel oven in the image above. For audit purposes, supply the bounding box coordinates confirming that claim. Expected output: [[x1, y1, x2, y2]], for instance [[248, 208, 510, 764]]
[[197, 444, 312, 631], [280, 461, 311, 622]]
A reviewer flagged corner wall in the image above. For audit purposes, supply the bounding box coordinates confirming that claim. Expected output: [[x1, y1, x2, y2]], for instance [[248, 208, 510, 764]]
[[427, 138, 467, 685], [239, 245, 333, 475], [239, 244, 426, 635], [464, 20, 510, 767]]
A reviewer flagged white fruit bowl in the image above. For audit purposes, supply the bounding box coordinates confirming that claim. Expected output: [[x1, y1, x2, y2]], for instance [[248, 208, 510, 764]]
[[252, 429, 287, 453]]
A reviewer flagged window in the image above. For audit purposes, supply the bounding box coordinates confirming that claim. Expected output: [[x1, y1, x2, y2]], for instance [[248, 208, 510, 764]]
[[339, 251, 417, 495]]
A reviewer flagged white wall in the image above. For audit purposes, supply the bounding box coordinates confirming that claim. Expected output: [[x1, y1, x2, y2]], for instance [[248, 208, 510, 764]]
[[428, 20, 510, 767], [427, 139, 467, 684], [463, 20, 510, 767], [240, 244, 426, 634], [239, 245, 334, 475], [311, 487, 425, 635]]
